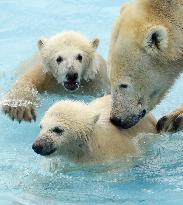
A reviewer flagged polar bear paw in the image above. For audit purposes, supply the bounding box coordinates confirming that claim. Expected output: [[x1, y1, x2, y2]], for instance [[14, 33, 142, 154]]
[[2, 102, 36, 123], [156, 111, 183, 133]]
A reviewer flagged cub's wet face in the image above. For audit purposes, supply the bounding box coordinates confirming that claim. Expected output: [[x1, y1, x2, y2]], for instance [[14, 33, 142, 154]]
[[38, 35, 100, 93], [32, 101, 100, 158], [42, 47, 85, 92], [60, 52, 83, 92], [32, 125, 64, 156]]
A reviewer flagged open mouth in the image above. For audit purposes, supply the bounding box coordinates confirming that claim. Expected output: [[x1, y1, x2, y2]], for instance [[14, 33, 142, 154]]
[[64, 81, 80, 92]]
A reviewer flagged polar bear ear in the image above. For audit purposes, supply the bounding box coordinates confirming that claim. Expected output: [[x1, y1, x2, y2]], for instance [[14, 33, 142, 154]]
[[144, 25, 168, 54], [38, 38, 48, 50], [90, 38, 100, 49]]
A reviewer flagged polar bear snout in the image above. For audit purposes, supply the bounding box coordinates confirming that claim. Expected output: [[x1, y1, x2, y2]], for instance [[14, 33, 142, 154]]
[[64, 72, 80, 91], [110, 110, 146, 129], [32, 137, 57, 156]]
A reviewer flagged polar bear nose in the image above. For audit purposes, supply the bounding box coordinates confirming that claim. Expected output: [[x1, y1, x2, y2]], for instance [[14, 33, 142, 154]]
[[32, 142, 43, 154], [66, 72, 78, 82]]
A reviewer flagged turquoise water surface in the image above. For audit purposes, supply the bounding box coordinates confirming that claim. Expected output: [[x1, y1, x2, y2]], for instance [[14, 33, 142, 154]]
[[1, 1, 183, 204]]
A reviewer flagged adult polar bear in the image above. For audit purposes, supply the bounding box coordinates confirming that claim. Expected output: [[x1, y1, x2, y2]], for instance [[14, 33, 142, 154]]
[[109, 0, 183, 132]]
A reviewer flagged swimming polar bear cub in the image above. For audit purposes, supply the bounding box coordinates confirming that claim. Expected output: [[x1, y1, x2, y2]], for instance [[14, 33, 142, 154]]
[[32, 96, 157, 163], [2, 31, 110, 122]]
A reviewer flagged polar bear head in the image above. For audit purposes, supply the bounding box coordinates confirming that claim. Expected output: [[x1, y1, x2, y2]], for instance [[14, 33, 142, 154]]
[[38, 31, 100, 92], [109, 0, 183, 128], [32, 100, 99, 160]]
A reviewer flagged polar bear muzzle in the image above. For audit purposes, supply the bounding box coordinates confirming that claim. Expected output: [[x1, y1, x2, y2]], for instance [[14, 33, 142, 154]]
[[32, 137, 57, 156], [110, 109, 147, 129], [64, 72, 80, 91]]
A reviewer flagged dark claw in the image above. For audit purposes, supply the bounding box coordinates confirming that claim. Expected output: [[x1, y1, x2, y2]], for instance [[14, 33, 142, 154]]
[[4, 111, 7, 115], [12, 117, 15, 121], [33, 116, 36, 122], [19, 120, 21, 124], [156, 116, 168, 132], [173, 116, 183, 131]]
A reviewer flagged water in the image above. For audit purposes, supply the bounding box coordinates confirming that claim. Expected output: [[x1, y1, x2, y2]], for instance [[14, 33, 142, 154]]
[[1, 0, 183, 204]]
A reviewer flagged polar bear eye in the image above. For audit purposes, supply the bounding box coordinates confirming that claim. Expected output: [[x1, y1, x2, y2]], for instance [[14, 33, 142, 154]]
[[52, 127, 64, 134], [76, 54, 82, 62], [56, 56, 63, 64]]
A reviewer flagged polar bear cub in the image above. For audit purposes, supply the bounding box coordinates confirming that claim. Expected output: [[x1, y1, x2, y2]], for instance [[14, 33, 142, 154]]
[[32, 95, 157, 163], [2, 31, 110, 123]]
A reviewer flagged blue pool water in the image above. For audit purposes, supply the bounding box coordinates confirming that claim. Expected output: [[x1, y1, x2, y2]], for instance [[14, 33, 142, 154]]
[[1, 1, 183, 204]]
